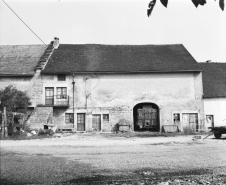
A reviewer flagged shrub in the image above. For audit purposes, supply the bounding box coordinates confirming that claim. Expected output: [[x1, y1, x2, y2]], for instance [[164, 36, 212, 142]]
[[0, 85, 31, 113], [38, 129, 54, 136]]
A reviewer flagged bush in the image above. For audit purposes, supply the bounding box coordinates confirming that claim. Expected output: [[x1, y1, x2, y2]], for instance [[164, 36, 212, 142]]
[[38, 129, 54, 136], [0, 85, 31, 113]]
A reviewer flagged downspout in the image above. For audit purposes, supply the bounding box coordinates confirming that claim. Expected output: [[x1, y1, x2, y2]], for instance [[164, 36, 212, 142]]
[[84, 77, 88, 109], [72, 74, 75, 129]]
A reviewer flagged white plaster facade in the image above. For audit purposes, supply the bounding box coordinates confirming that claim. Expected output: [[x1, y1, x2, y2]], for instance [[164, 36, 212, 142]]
[[204, 98, 226, 128], [40, 72, 204, 132]]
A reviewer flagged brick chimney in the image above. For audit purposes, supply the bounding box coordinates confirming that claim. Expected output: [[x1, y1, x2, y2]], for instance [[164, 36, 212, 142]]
[[53, 37, 59, 49]]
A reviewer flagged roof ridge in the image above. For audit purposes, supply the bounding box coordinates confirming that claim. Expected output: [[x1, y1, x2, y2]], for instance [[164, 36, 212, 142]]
[[35, 42, 55, 71]]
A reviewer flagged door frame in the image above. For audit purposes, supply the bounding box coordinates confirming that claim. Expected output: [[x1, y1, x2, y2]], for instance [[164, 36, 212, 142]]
[[77, 113, 86, 131], [45, 87, 54, 105], [92, 114, 101, 131]]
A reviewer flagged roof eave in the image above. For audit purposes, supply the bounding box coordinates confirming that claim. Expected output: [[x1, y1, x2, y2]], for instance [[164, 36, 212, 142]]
[[203, 96, 226, 99], [0, 74, 34, 77], [41, 70, 202, 75]]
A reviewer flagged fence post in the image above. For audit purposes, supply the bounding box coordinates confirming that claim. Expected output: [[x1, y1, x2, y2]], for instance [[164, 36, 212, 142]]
[[1, 111, 4, 137], [3, 107, 8, 137]]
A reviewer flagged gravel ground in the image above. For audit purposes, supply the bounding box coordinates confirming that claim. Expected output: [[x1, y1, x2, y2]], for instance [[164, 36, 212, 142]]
[[0, 133, 226, 185]]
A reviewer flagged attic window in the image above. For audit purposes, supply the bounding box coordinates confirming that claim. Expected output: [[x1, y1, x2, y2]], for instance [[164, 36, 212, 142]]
[[58, 74, 65, 81]]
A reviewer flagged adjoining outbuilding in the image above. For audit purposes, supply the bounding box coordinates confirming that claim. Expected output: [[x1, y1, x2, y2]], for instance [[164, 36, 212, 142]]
[[199, 62, 226, 130]]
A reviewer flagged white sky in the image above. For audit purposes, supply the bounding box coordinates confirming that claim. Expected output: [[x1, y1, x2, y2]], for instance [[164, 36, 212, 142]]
[[0, 0, 226, 62]]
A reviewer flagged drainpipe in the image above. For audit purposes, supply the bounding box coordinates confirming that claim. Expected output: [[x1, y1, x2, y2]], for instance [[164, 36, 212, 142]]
[[84, 77, 88, 109], [72, 74, 75, 129]]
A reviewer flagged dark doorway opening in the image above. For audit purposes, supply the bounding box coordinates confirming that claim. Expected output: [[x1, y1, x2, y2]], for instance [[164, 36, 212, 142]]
[[133, 103, 160, 132]]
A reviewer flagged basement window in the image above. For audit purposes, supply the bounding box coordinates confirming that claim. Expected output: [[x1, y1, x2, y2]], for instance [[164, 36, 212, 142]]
[[103, 114, 109, 122], [65, 113, 74, 124], [58, 74, 66, 81]]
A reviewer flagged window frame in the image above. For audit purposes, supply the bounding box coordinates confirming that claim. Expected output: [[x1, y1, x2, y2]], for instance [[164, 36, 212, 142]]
[[65, 113, 74, 124], [103, 114, 109, 122], [56, 87, 67, 99]]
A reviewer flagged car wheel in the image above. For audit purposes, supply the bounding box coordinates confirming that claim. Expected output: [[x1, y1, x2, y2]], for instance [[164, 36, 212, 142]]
[[214, 133, 222, 139]]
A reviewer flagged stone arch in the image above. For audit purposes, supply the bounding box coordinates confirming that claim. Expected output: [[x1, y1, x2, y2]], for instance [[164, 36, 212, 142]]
[[133, 102, 160, 132]]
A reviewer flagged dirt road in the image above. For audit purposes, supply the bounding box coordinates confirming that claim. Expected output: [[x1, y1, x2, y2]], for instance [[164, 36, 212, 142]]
[[1, 134, 226, 185]]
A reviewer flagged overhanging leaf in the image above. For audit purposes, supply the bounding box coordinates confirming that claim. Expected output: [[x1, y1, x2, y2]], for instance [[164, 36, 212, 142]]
[[191, 0, 206, 7], [160, 0, 168, 7], [192, 0, 199, 7], [147, 0, 157, 17], [219, 0, 224, 10], [199, 0, 206, 5]]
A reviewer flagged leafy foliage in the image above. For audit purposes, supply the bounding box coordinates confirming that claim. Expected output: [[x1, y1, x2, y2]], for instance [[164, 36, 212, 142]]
[[147, 0, 157, 17], [0, 85, 31, 113], [148, 0, 225, 17]]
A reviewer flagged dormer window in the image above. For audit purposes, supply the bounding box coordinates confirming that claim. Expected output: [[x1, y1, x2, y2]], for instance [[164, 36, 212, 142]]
[[58, 74, 66, 81]]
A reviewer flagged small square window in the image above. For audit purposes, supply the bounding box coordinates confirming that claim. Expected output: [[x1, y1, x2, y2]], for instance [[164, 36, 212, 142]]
[[65, 113, 74, 124], [103, 114, 109, 121], [58, 74, 66, 81]]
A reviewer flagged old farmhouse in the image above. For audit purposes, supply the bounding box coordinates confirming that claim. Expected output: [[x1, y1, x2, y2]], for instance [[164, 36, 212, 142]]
[[1, 38, 225, 133]]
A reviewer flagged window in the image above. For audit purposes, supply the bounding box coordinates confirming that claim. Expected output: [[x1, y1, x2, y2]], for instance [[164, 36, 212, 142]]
[[206, 115, 214, 127], [65, 113, 74, 123], [57, 87, 67, 99], [58, 74, 66, 81], [103, 114, 109, 121], [173, 113, 180, 124]]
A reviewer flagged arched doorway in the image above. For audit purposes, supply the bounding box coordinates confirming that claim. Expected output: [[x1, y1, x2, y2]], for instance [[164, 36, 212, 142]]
[[133, 103, 160, 132]]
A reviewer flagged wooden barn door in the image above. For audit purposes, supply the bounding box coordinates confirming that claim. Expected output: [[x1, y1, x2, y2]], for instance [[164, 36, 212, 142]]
[[92, 114, 101, 131], [137, 106, 158, 129]]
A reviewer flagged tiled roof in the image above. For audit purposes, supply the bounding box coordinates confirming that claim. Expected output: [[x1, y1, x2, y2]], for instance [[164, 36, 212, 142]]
[[42, 44, 201, 74], [199, 63, 226, 98], [0, 45, 47, 76]]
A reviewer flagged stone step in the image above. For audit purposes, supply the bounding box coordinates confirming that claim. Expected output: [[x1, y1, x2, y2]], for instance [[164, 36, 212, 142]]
[[30, 116, 49, 119], [29, 120, 48, 123], [27, 107, 53, 130], [32, 113, 49, 116], [33, 112, 51, 114]]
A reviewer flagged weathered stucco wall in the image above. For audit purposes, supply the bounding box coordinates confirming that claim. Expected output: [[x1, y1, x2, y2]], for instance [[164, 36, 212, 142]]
[[204, 98, 226, 127], [41, 72, 204, 131], [0, 76, 31, 92]]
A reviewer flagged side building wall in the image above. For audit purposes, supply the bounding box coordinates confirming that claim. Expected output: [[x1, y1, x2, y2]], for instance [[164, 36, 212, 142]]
[[0, 70, 43, 107], [204, 98, 226, 128]]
